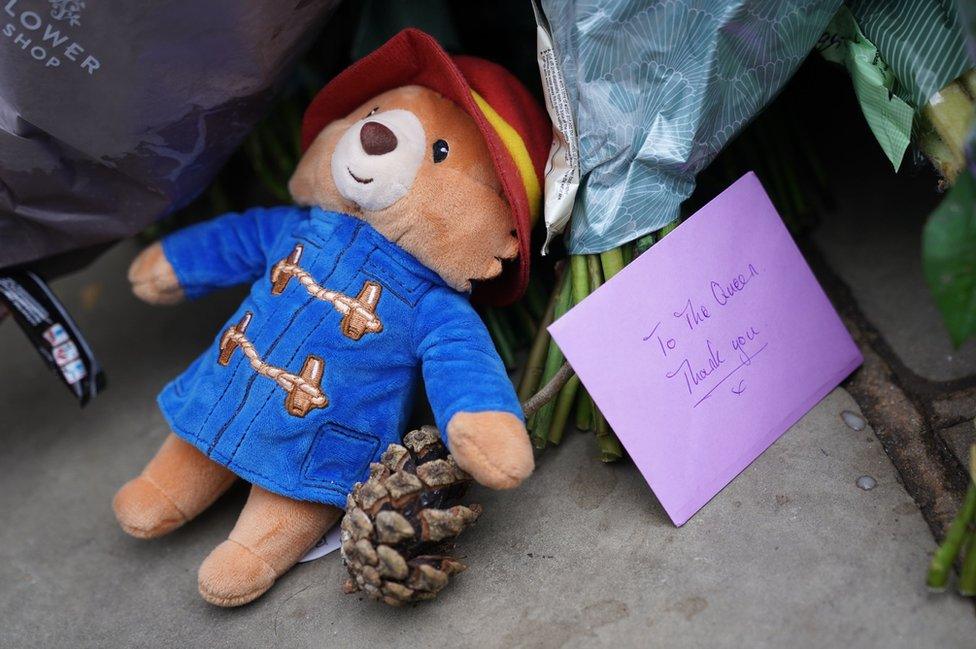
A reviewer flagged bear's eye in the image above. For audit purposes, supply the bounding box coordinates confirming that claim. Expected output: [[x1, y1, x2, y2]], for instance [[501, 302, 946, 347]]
[[365, 106, 379, 119], [432, 139, 449, 163]]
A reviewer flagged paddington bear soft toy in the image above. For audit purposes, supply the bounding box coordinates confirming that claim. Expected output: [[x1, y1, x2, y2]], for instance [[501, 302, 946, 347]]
[[112, 29, 551, 606]]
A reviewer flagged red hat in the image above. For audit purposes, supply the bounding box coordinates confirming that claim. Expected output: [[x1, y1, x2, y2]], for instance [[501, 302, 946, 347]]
[[301, 28, 551, 306]]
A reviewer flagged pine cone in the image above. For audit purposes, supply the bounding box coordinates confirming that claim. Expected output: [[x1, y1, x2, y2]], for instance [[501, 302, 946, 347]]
[[340, 426, 482, 606]]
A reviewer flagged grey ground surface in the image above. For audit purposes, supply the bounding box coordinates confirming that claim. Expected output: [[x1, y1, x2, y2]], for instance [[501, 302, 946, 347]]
[[2, 241, 975, 648], [812, 151, 976, 383]]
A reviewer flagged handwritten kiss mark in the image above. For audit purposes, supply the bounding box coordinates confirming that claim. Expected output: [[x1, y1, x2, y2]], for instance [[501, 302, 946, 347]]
[[693, 343, 768, 408]]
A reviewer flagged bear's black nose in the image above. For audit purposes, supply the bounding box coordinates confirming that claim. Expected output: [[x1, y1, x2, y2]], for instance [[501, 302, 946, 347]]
[[360, 121, 398, 155]]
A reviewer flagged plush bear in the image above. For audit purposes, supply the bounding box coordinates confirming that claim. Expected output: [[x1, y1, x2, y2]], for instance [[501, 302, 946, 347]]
[[113, 29, 550, 607]]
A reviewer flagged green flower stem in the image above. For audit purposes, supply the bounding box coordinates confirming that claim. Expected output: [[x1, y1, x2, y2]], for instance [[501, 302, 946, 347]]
[[524, 272, 549, 321], [575, 388, 594, 431], [621, 241, 634, 266], [586, 253, 611, 443], [959, 525, 976, 596], [545, 255, 595, 442], [927, 482, 976, 591], [659, 220, 679, 238], [531, 269, 575, 449], [484, 308, 516, 370], [634, 220, 676, 261], [586, 254, 604, 291], [586, 252, 628, 459], [600, 247, 626, 281], [573, 253, 606, 432], [635, 233, 656, 256], [570, 255, 589, 306], [511, 302, 538, 346], [595, 413, 624, 462], [495, 305, 522, 349], [548, 375, 581, 445], [517, 269, 565, 403]]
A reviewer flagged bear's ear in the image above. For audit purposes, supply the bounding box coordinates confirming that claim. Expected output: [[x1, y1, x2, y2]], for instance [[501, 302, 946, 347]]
[[393, 164, 518, 294], [288, 130, 330, 206], [287, 156, 317, 207], [457, 187, 520, 290], [460, 186, 520, 286]]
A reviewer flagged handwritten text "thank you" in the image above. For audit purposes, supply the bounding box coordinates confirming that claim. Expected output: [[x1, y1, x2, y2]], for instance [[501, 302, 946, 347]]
[[643, 263, 766, 407]]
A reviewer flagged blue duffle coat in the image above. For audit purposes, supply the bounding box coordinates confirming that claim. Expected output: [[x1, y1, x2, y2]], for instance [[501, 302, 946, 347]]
[[157, 206, 521, 508]]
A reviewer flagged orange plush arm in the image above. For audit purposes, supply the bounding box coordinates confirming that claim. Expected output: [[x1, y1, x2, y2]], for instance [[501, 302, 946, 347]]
[[446, 411, 533, 489]]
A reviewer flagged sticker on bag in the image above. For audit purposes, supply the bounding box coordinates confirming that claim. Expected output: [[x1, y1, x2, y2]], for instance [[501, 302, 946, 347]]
[[0, 270, 105, 405]]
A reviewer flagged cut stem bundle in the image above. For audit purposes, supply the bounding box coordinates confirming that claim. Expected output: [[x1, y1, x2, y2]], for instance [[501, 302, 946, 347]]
[[918, 71, 976, 187], [523, 219, 682, 461]]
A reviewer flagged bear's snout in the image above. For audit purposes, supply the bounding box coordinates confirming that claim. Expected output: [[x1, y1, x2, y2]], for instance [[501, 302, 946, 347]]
[[329, 108, 426, 212], [360, 122, 398, 156]]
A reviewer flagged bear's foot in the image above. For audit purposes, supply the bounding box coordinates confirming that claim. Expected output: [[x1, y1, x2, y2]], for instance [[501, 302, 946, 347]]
[[198, 484, 340, 607], [113, 476, 187, 538], [113, 433, 236, 539], [197, 539, 278, 607]]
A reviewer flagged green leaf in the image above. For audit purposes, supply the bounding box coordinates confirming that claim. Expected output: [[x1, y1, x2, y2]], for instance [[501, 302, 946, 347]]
[[922, 169, 976, 346]]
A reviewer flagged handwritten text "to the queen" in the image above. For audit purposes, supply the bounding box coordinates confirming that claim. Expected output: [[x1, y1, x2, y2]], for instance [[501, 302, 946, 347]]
[[643, 263, 766, 407]]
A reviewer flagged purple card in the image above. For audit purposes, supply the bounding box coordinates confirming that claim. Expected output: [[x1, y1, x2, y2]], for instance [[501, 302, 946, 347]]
[[549, 173, 862, 526]]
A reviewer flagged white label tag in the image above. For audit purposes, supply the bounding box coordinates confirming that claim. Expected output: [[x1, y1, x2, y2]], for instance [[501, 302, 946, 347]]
[[298, 522, 342, 563], [43, 323, 69, 345], [532, 0, 580, 253], [53, 340, 79, 366]]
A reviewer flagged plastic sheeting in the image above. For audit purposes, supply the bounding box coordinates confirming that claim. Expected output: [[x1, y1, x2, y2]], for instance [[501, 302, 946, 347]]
[[0, 0, 338, 269], [541, 0, 841, 253]]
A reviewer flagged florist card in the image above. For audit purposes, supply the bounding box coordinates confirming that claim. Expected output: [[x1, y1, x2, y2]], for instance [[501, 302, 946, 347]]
[[549, 172, 862, 526]]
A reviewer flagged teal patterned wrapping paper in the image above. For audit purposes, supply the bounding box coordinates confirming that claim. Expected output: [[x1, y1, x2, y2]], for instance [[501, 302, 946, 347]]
[[541, 1, 840, 254], [818, 7, 916, 170], [817, 2, 972, 171], [956, 0, 976, 65], [847, 0, 971, 111]]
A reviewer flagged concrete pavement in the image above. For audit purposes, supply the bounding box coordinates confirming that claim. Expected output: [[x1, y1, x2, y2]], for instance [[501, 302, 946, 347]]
[[1, 242, 973, 648]]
